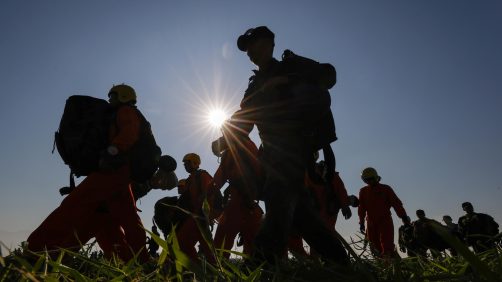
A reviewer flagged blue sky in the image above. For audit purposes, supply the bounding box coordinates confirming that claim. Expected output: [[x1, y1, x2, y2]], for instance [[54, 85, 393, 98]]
[[1, 1, 501, 254]]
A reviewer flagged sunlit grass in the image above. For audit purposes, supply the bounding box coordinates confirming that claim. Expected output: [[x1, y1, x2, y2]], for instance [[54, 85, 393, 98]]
[[2, 219, 501, 281]]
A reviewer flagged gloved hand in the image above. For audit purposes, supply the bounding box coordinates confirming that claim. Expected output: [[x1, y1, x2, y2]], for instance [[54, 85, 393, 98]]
[[341, 206, 352, 220], [99, 145, 125, 171], [359, 222, 365, 234]]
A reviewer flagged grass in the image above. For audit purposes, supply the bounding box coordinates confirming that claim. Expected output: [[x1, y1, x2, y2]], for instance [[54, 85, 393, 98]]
[[1, 230, 501, 282]]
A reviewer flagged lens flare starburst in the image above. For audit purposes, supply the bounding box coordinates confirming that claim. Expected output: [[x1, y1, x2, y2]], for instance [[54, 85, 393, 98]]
[[208, 109, 228, 128]]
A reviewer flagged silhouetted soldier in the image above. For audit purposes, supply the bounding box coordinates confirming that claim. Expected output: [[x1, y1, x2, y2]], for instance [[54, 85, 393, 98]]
[[358, 167, 408, 258], [398, 216, 419, 257], [442, 215, 462, 256], [211, 26, 348, 266], [458, 202, 499, 253], [412, 210, 448, 258]]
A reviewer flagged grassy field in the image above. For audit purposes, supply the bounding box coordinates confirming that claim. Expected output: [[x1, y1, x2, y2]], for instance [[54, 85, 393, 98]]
[[1, 230, 501, 282]]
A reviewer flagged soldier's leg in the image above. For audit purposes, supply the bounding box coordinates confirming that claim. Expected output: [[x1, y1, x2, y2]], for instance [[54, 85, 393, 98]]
[[380, 216, 397, 257], [253, 165, 300, 264], [112, 186, 149, 262], [214, 205, 241, 259], [241, 205, 263, 256], [294, 189, 349, 265], [176, 217, 200, 261], [366, 221, 382, 257], [27, 172, 109, 254]]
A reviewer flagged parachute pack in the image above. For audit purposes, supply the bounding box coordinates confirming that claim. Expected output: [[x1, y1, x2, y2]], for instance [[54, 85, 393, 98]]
[[281, 49, 338, 151], [54, 95, 161, 183]]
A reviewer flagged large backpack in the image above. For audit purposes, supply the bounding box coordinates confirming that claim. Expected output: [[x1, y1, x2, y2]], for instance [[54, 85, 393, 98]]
[[281, 50, 337, 151], [55, 95, 161, 183], [153, 196, 187, 237], [54, 95, 112, 177], [127, 110, 162, 183]]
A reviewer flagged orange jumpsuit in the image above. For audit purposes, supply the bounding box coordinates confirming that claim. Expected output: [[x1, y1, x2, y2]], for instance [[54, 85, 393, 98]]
[[27, 105, 149, 262], [213, 139, 263, 259], [308, 171, 350, 229], [358, 183, 406, 257], [289, 171, 349, 257], [175, 169, 216, 263]]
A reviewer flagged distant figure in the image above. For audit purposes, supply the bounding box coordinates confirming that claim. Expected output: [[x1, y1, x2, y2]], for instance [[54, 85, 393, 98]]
[[442, 215, 460, 235], [398, 216, 419, 257], [175, 153, 218, 263], [152, 179, 190, 240], [442, 215, 462, 256], [211, 26, 348, 265], [412, 210, 450, 257], [358, 167, 409, 258], [307, 160, 352, 229], [27, 84, 150, 263], [458, 202, 499, 253], [299, 158, 354, 258], [212, 134, 263, 259], [147, 225, 161, 257]]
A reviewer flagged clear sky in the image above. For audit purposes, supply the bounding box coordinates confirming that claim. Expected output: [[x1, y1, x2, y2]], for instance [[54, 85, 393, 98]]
[[1, 1, 501, 255]]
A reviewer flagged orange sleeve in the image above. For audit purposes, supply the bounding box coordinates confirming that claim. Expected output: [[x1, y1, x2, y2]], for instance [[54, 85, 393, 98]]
[[111, 106, 141, 152], [386, 186, 407, 218]]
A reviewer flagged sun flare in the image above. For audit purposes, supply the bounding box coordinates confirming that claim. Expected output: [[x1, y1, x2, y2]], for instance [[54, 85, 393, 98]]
[[208, 109, 228, 128]]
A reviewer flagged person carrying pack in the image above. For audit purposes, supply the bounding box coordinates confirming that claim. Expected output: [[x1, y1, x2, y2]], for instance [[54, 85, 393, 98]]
[[55, 90, 162, 195], [27, 84, 153, 263], [213, 134, 264, 259], [458, 202, 500, 253], [211, 26, 349, 266], [358, 167, 409, 258], [175, 153, 218, 264]]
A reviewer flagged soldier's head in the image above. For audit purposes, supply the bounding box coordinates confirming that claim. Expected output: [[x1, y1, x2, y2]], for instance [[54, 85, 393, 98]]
[[182, 153, 200, 173], [462, 202, 474, 214], [416, 209, 426, 219], [403, 215, 411, 225], [237, 26, 275, 69], [443, 215, 453, 225], [361, 167, 381, 186]]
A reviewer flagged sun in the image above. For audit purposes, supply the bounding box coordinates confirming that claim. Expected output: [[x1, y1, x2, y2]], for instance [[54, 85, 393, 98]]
[[208, 109, 228, 128]]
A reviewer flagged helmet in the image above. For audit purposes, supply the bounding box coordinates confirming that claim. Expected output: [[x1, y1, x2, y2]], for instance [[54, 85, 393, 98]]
[[361, 167, 379, 181], [158, 155, 177, 172], [182, 153, 201, 167], [108, 84, 137, 104]]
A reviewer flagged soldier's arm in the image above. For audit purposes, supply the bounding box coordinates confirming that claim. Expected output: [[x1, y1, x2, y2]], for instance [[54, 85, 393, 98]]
[[213, 155, 229, 190], [387, 186, 407, 219]]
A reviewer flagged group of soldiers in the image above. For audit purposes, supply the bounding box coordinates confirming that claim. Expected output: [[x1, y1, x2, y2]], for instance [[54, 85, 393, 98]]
[[148, 147, 357, 263], [24, 25, 500, 269], [398, 202, 500, 258]]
